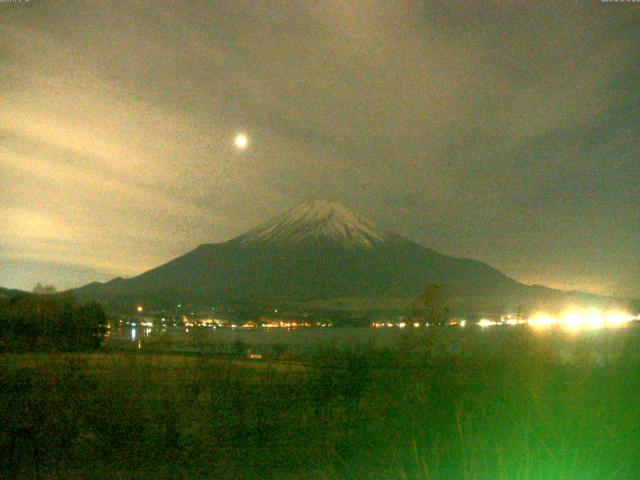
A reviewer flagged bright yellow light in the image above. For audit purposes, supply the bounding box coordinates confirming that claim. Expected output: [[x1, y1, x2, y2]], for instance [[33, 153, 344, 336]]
[[527, 308, 635, 331], [136, 306, 143, 313], [563, 311, 583, 331], [605, 310, 634, 328], [528, 313, 556, 329], [585, 309, 604, 329], [234, 133, 248, 150], [477, 319, 497, 328]]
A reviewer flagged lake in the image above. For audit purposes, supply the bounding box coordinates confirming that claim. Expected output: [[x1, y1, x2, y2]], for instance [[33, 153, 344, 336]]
[[104, 321, 640, 363]]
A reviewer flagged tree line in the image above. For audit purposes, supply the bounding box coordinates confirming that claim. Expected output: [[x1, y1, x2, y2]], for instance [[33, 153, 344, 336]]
[[0, 294, 107, 352]]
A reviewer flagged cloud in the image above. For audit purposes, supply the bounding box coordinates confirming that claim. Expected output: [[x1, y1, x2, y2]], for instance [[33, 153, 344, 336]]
[[0, 0, 638, 296]]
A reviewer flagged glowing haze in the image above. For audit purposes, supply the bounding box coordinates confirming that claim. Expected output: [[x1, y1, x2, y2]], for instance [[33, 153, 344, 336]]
[[0, 1, 638, 297]]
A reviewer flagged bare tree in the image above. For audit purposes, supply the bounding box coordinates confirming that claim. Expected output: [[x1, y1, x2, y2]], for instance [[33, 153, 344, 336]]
[[32, 282, 57, 294]]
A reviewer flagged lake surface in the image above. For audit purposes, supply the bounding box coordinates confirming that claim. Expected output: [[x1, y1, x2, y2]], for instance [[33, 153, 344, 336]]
[[105, 322, 640, 363]]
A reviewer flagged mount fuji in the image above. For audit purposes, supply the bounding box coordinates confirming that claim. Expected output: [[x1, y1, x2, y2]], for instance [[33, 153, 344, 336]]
[[71, 200, 612, 312]]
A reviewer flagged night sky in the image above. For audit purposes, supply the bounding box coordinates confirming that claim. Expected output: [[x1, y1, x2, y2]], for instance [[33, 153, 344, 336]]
[[1, 1, 638, 297]]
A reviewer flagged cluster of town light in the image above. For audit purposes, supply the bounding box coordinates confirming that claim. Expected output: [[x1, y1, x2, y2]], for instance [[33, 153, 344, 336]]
[[370, 310, 637, 331], [371, 319, 467, 328], [130, 308, 332, 330], [132, 305, 635, 332], [476, 309, 637, 331], [262, 321, 332, 328]]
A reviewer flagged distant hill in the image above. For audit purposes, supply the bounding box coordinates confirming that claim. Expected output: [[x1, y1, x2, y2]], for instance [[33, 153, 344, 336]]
[[0, 287, 29, 300], [70, 200, 624, 313]]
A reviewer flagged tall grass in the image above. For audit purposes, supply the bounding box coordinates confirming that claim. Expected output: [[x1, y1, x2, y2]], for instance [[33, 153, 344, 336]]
[[1, 326, 639, 479]]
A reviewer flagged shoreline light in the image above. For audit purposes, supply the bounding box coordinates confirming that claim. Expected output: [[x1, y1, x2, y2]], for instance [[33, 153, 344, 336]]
[[477, 319, 498, 328], [528, 308, 635, 331]]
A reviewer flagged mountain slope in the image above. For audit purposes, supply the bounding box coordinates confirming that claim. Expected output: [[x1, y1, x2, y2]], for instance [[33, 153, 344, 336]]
[[70, 200, 617, 312]]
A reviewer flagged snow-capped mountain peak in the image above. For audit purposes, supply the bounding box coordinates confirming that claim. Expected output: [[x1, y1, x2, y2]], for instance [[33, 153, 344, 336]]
[[234, 199, 392, 248]]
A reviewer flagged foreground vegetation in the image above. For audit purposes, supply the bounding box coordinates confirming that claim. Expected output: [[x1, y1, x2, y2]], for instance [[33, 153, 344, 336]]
[[1, 325, 640, 479]]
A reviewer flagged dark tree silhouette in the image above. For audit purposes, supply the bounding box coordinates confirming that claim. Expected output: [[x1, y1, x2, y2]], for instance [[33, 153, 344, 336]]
[[412, 283, 450, 326], [32, 282, 57, 294], [0, 295, 107, 352]]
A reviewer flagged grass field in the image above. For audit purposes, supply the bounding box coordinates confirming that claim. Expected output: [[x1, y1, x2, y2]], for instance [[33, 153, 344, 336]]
[[1, 326, 640, 479]]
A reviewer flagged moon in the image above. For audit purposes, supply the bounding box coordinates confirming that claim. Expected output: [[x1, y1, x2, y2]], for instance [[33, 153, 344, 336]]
[[234, 133, 249, 150]]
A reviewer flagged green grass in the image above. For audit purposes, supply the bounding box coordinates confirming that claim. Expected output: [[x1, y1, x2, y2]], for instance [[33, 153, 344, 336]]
[[1, 327, 639, 479]]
